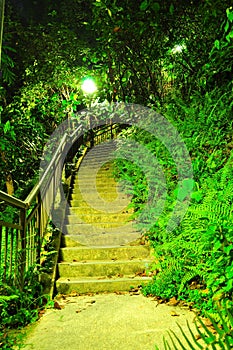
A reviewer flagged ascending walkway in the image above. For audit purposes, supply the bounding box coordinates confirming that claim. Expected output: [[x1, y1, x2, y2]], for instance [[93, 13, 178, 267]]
[[56, 142, 152, 294], [23, 142, 199, 350], [23, 293, 198, 350]]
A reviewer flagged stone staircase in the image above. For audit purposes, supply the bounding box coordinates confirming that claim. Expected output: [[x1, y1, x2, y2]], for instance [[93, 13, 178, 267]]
[[56, 142, 152, 294]]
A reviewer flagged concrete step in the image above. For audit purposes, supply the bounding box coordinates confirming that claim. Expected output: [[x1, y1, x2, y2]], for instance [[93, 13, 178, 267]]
[[64, 215, 136, 225], [76, 166, 116, 172], [68, 200, 130, 211], [72, 186, 117, 193], [58, 259, 151, 278], [59, 245, 151, 261], [85, 150, 115, 155], [76, 178, 116, 185], [77, 159, 115, 166], [71, 186, 120, 194], [70, 191, 128, 207], [71, 191, 120, 199], [56, 276, 152, 294], [84, 152, 116, 159], [86, 145, 116, 152], [64, 221, 138, 233], [69, 206, 131, 215], [61, 230, 141, 247], [74, 173, 116, 179], [83, 154, 115, 160], [76, 165, 115, 173], [69, 198, 131, 208], [71, 193, 129, 201], [76, 160, 115, 167], [67, 211, 132, 223], [67, 205, 133, 215]]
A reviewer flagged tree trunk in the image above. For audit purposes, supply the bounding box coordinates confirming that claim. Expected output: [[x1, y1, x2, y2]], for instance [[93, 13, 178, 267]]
[[0, 0, 5, 68]]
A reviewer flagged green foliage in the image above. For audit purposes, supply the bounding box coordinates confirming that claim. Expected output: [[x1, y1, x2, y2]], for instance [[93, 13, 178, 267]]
[[142, 152, 233, 305], [0, 268, 43, 327], [158, 305, 233, 349], [1, 46, 16, 85], [88, 0, 232, 104], [0, 266, 53, 349], [0, 330, 23, 350], [113, 53, 232, 345], [0, 1, 232, 346]]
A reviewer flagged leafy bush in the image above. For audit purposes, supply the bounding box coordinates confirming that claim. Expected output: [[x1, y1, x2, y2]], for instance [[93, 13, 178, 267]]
[[158, 305, 233, 349], [114, 88, 233, 339], [0, 267, 52, 349]]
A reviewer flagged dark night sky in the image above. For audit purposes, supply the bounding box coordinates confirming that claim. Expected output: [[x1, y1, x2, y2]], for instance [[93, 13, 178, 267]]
[[10, 0, 52, 24]]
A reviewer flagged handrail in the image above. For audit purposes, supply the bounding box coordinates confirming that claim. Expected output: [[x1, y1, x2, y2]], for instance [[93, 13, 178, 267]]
[[0, 190, 27, 209], [25, 133, 69, 206], [0, 121, 120, 290], [0, 130, 79, 208]]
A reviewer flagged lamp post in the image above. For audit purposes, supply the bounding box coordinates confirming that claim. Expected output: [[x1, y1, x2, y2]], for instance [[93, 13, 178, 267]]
[[81, 77, 97, 148]]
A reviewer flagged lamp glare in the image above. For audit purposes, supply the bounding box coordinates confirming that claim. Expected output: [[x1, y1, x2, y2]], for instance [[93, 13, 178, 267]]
[[81, 78, 97, 94]]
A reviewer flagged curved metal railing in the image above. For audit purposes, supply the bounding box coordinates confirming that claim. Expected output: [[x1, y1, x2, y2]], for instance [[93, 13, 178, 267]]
[[0, 122, 120, 289]]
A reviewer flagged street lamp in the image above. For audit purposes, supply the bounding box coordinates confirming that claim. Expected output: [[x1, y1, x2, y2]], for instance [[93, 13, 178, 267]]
[[81, 77, 97, 147], [81, 77, 97, 95]]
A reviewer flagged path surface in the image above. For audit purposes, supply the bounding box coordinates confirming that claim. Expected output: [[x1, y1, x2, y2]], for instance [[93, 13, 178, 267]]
[[23, 292, 198, 350]]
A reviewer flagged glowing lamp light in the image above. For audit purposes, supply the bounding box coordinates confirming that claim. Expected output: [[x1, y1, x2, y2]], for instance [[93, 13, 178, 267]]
[[171, 44, 186, 54], [81, 77, 97, 94]]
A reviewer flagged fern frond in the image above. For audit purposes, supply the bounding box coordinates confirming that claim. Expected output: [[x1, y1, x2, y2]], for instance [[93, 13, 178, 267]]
[[178, 267, 205, 295], [167, 330, 186, 350], [156, 305, 233, 350]]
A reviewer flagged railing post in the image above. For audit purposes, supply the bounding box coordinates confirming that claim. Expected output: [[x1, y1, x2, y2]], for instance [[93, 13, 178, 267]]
[[110, 121, 113, 139], [90, 121, 94, 148], [36, 192, 42, 265], [19, 208, 27, 290]]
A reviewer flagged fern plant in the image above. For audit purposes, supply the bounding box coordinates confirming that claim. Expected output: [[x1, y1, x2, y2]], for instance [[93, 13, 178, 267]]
[[144, 153, 233, 316], [157, 306, 233, 350]]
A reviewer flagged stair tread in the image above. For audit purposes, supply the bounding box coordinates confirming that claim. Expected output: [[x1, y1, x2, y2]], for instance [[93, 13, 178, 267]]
[[59, 245, 151, 259], [60, 245, 149, 250], [56, 276, 152, 294], [59, 259, 152, 265], [57, 276, 152, 282], [68, 211, 132, 215], [64, 217, 135, 225], [64, 221, 137, 228]]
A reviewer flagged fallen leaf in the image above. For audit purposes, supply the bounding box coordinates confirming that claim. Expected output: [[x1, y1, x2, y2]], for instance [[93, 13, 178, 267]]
[[167, 297, 179, 306], [135, 270, 147, 277], [201, 289, 209, 295], [38, 309, 46, 317], [195, 334, 201, 340], [54, 301, 64, 310], [170, 310, 180, 316], [115, 291, 127, 295], [116, 273, 123, 278], [113, 26, 121, 33], [69, 291, 78, 297], [203, 318, 213, 327], [154, 297, 165, 304]]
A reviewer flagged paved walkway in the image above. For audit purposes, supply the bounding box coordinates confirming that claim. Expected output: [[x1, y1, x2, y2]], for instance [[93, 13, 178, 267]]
[[23, 292, 198, 350]]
